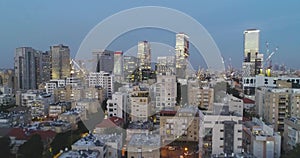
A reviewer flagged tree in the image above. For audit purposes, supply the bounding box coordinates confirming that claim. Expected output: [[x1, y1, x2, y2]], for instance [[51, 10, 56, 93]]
[[19, 134, 44, 158], [0, 136, 12, 157]]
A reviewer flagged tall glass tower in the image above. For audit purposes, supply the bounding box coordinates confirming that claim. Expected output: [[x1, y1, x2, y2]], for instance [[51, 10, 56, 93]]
[[137, 41, 151, 70], [243, 29, 260, 62], [175, 33, 189, 79], [50, 44, 71, 79]]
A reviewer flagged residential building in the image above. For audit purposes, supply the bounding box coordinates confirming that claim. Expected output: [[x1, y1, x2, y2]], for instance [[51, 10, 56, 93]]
[[129, 86, 150, 122], [156, 56, 176, 75], [59, 150, 101, 158], [188, 80, 214, 110], [45, 79, 66, 94], [160, 106, 200, 146], [243, 118, 281, 158], [87, 72, 114, 98], [127, 133, 160, 158], [106, 92, 128, 122], [255, 87, 300, 132], [283, 117, 300, 152], [72, 134, 107, 158], [154, 73, 177, 110], [200, 111, 243, 157]]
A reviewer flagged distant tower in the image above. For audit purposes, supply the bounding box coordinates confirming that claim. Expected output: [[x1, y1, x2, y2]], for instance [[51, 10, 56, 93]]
[[137, 41, 151, 70], [243, 29, 263, 77], [14, 47, 38, 90], [244, 29, 260, 62], [123, 56, 138, 82], [93, 50, 114, 73], [175, 33, 189, 79], [113, 51, 124, 82], [50, 44, 71, 79]]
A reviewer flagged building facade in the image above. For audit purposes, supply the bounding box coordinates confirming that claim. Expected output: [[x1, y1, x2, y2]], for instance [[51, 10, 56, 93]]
[[175, 33, 189, 79], [50, 44, 70, 79]]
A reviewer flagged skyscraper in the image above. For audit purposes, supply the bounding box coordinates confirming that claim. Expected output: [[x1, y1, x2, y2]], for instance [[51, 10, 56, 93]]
[[175, 33, 189, 79], [14, 47, 38, 90], [137, 41, 151, 70], [244, 29, 260, 62], [243, 29, 263, 77], [35, 50, 51, 86], [93, 50, 114, 73], [123, 56, 138, 82], [50, 44, 71, 79], [113, 51, 124, 82]]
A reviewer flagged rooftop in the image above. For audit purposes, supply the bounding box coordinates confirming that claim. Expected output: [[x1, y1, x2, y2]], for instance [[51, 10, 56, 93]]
[[73, 133, 105, 147], [127, 121, 153, 130], [59, 150, 100, 158], [95, 116, 124, 128], [128, 133, 160, 147]]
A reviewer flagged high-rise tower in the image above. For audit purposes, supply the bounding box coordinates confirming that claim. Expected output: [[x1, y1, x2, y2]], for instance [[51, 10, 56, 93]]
[[137, 41, 151, 70], [175, 33, 189, 79], [50, 44, 71, 79], [113, 51, 124, 82], [242, 29, 263, 77], [14, 47, 38, 90]]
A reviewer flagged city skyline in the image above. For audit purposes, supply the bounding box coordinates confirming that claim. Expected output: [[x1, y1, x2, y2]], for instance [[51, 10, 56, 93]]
[[1, 1, 300, 69]]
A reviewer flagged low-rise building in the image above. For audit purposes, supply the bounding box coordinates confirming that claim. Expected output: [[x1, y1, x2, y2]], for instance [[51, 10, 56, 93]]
[[200, 111, 243, 157], [243, 118, 281, 158], [130, 86, 151, 122], [106, 92, 129, 122], [72, 134, 107, 158], [160, 106, 200, 146], [127, 133, 160, 158], [48, 102, 71, 118], [59, 150, 101, 158], [283, 117, 300, 152]]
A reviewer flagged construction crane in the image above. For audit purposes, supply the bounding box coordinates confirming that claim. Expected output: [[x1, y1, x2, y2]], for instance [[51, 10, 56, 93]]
[[264, 41, 278, 76]]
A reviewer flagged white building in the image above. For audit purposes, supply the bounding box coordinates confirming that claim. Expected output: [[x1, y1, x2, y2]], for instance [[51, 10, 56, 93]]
[[284, 117, 300, 152], [243, 118, 281, 158], [87, 72, 114, 98], [154, 74, 177, 110], [65, 77, 81, 87], [106, 92, 128, 122], [130, 86, 150, 122], [19, 90, 53, 117], [200, 111, 243, 157], [242, 75, 300, 95], [46, 79, 66, 94]]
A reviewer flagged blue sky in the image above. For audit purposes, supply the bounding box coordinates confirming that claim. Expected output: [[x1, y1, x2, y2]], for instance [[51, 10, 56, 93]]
[[1, 0, 300, 69]]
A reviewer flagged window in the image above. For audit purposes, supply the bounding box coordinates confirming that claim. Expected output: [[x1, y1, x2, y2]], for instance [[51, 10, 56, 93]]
[[220, 138, 224, 140]]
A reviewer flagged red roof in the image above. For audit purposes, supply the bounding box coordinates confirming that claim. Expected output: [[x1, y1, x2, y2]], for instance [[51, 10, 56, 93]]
[[243, 98, 255, 104], [7, 128, 56, 141], [95, 117, 124, 128], [160, 110, 177, 116]]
